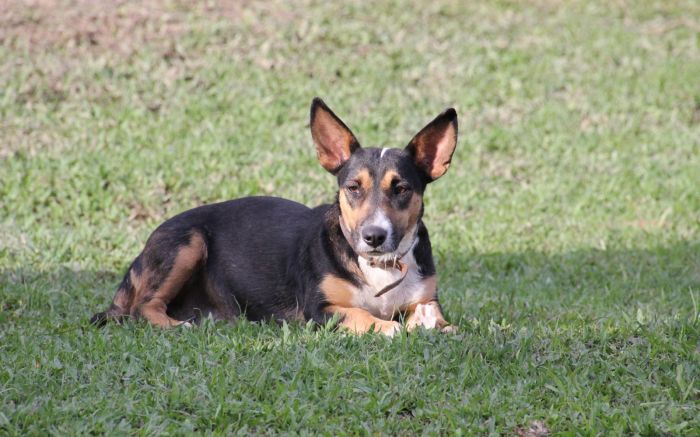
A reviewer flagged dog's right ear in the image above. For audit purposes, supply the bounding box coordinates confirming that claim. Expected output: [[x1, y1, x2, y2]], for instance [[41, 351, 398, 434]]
[[310, 97, 360, 174], [405, 108, 458, 182]]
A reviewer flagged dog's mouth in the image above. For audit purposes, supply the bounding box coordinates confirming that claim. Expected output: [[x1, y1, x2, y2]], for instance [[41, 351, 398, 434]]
[[360, 235, 417, 264], [364, 251, 403, 268], [356, 247, 404, 266], [356, 250, 385, 261], [359, 246, 401, 259]]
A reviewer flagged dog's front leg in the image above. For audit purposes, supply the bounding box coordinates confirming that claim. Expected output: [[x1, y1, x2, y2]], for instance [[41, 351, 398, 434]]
[[405, 301, 456, 333], [326, 305, 401, 337]]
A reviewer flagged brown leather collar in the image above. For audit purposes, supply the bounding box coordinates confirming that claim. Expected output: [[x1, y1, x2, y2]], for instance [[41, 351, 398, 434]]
[[368, 258, 409, 297]]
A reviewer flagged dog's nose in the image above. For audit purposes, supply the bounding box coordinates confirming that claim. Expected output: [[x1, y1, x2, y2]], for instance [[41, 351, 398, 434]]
[[362, 226, 387, 248]]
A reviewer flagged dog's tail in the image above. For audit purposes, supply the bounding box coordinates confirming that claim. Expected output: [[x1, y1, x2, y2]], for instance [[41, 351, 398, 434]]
[[90, 260, 137, 327]]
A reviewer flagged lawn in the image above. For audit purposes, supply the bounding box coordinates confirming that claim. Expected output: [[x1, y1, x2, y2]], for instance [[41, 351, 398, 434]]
[[1, 0, 699, 434]]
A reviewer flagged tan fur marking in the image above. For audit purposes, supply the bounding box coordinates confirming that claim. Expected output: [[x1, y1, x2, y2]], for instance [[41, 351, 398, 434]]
[[319, 275, 356, 307], [338, 170, 373, 232], [138, 233, 206, 328], [380, 170, 399, 192], [385, 192, 423, 238], [112, 288, 131, 312], [355, 169, 372, 190], [140, 297, 177, 328], [129, 269, 142, 293], [129, 269, 148, 315], [338, 190, 353, 227], [326, 305, 400, 336]]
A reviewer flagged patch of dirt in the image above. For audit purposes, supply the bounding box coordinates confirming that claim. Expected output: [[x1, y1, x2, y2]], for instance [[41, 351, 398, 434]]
[[0, 0, 243, 57], [516, 420, 551, 437]]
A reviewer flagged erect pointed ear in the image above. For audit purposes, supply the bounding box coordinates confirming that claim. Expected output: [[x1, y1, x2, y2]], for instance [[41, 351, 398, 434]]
[[310, 97, 361, 174], [405, 108, 458, 181]]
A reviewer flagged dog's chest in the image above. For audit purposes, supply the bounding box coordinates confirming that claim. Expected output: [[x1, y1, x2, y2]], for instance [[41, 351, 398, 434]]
[[352, 252, 432, 319]]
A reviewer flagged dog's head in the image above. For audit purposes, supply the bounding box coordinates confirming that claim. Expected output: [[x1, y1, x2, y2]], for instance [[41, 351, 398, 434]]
[[310, 97, 458, 261]]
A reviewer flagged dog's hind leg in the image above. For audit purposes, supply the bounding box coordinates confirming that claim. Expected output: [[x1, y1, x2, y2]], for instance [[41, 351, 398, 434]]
[[90, 258, 141, 326], [90, 270, 134, 326], [91, 228, 208, 328], [134, 231, 207, 328]]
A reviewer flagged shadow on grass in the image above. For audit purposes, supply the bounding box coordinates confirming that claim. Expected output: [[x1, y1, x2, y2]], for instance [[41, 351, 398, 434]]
[[438, 240, 700, 322], [0, 267, 120, 329], [1, 240, 698, 327]]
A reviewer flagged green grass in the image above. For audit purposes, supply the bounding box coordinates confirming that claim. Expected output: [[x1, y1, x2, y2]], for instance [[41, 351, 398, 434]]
[[1, 0, 699, 434]]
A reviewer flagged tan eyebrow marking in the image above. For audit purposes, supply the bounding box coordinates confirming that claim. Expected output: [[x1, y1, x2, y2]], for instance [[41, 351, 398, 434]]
[[338, 168, 373, 231], [380, 170, 399, 191]]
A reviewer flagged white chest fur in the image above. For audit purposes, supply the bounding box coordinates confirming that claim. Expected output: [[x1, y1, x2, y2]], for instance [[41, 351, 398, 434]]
[[353, 247, 434, 319]]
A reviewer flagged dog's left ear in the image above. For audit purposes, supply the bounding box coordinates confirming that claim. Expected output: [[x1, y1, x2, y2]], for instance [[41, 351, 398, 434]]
[[405, 108, 458, 181], [310, 97, 361, 174]]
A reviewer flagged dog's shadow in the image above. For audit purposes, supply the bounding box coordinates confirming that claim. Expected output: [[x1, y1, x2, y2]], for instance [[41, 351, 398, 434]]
[[1, 239, 698, 327], [436, 240, 699, 323]]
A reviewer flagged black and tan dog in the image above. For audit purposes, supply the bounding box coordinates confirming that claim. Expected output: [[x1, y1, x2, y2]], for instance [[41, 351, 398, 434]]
[[91, 98, 458, 336]]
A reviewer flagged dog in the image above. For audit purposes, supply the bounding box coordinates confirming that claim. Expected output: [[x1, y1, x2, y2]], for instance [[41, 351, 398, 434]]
[[91, 98, 458, 336]]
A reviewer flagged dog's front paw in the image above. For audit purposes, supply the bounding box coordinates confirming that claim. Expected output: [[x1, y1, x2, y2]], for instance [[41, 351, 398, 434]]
[[440, 324, 458, 334], [406, 303, 439, 331], [407, 303, 455, 333], [376, 320, 401, 337]]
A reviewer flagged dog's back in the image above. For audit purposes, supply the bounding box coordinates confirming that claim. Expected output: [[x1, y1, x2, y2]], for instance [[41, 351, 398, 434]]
[[92, 197, 326, 325]]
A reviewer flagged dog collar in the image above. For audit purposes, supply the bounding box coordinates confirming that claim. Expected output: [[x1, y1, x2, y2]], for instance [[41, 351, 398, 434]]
[[368, 258, 409, 297]]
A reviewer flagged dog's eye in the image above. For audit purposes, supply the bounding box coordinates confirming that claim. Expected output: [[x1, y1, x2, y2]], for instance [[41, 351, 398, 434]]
[[346, 182, 361, 194], [394, 183, 411, 195]]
